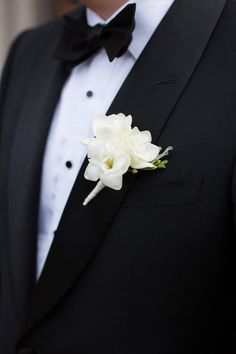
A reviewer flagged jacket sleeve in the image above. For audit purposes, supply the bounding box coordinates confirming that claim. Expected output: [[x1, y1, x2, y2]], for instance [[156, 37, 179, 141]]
[[0, 32, 28, 130], [0, 31, 28, 319], [231, 156, 236, 353]]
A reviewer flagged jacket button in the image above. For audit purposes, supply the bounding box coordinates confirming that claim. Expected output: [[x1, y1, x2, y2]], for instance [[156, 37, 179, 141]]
[[17, 348, 34, 354]]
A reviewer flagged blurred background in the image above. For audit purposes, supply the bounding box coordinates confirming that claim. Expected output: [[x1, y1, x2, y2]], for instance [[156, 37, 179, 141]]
[[0, 0, 80, 70]]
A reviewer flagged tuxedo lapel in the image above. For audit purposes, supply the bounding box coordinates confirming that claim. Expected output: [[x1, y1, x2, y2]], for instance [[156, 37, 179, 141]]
[[7, 44, 69, 318], [23, 0, 226, 333]]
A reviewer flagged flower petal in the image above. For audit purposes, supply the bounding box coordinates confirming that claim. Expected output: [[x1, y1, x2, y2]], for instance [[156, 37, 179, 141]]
[[86, 139, 107, 161], [84, 163, 100, 181], [101, 174, 123, 190]]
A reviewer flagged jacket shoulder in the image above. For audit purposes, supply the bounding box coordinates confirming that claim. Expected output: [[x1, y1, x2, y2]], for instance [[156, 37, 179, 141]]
[[12, 17, 63, 61]]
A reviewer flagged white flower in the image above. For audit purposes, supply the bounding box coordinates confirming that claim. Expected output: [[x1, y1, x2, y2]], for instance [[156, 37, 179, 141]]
[[92, 113, 132, 141], [126, 127, 161, 169], [84, 138, 131, 190], [82, 113, 173, 206]]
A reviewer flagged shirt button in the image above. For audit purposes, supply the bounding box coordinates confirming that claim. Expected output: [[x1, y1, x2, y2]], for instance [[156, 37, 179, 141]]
[[65, 161, 73, 169], [86, 90, 93, 98]]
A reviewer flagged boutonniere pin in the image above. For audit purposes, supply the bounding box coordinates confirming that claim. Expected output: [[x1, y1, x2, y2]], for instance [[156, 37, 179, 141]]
[[82, 113, 173, 206]]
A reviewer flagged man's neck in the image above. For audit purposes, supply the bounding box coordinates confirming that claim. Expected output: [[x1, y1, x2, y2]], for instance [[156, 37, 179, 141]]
[[80, 0, 130, 20]]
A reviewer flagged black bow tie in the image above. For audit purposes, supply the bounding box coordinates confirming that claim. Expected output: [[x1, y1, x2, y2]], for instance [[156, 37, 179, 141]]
[[54, 4, 136, 70]]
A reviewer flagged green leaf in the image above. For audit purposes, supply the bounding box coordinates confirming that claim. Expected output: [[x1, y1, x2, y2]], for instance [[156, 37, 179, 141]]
[[129, 168, 138, 174], [154, 159, 168, 168], [143, 166, 158, 171], [128, 158, 170, 175]]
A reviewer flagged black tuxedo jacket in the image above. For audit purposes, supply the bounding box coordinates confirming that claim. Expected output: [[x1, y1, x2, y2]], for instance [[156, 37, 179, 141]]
[[1, 0, 236, 353]]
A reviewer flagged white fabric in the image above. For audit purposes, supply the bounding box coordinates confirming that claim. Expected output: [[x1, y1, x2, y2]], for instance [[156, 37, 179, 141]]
[[37, 0, 175, 279]]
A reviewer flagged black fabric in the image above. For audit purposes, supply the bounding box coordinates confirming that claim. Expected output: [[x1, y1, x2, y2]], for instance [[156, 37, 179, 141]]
[[54, 4, 136, 69], [2, 0, 236, 353]]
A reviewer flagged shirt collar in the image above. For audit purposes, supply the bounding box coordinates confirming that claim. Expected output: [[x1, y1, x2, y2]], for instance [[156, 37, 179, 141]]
[[86, 0, 175, 60]]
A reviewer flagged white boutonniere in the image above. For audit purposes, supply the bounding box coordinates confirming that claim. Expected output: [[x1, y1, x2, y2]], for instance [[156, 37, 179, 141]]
[[82, 113, 173, 206]]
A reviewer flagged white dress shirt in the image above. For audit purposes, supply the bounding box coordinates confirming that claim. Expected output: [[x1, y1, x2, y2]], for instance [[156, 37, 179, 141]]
[[37, 0, 175, 279]]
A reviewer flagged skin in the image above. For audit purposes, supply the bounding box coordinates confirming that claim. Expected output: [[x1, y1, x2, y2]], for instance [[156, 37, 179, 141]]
[[78, 0, 129, 19]]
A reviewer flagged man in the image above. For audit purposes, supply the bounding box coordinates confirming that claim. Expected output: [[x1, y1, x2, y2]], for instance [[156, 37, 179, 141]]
[[0, 0, 236, 353]]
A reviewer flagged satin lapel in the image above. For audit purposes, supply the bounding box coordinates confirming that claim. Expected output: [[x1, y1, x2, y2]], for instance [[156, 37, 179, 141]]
[[7, 48, 69, 318], [23, 0, 226, 333]]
